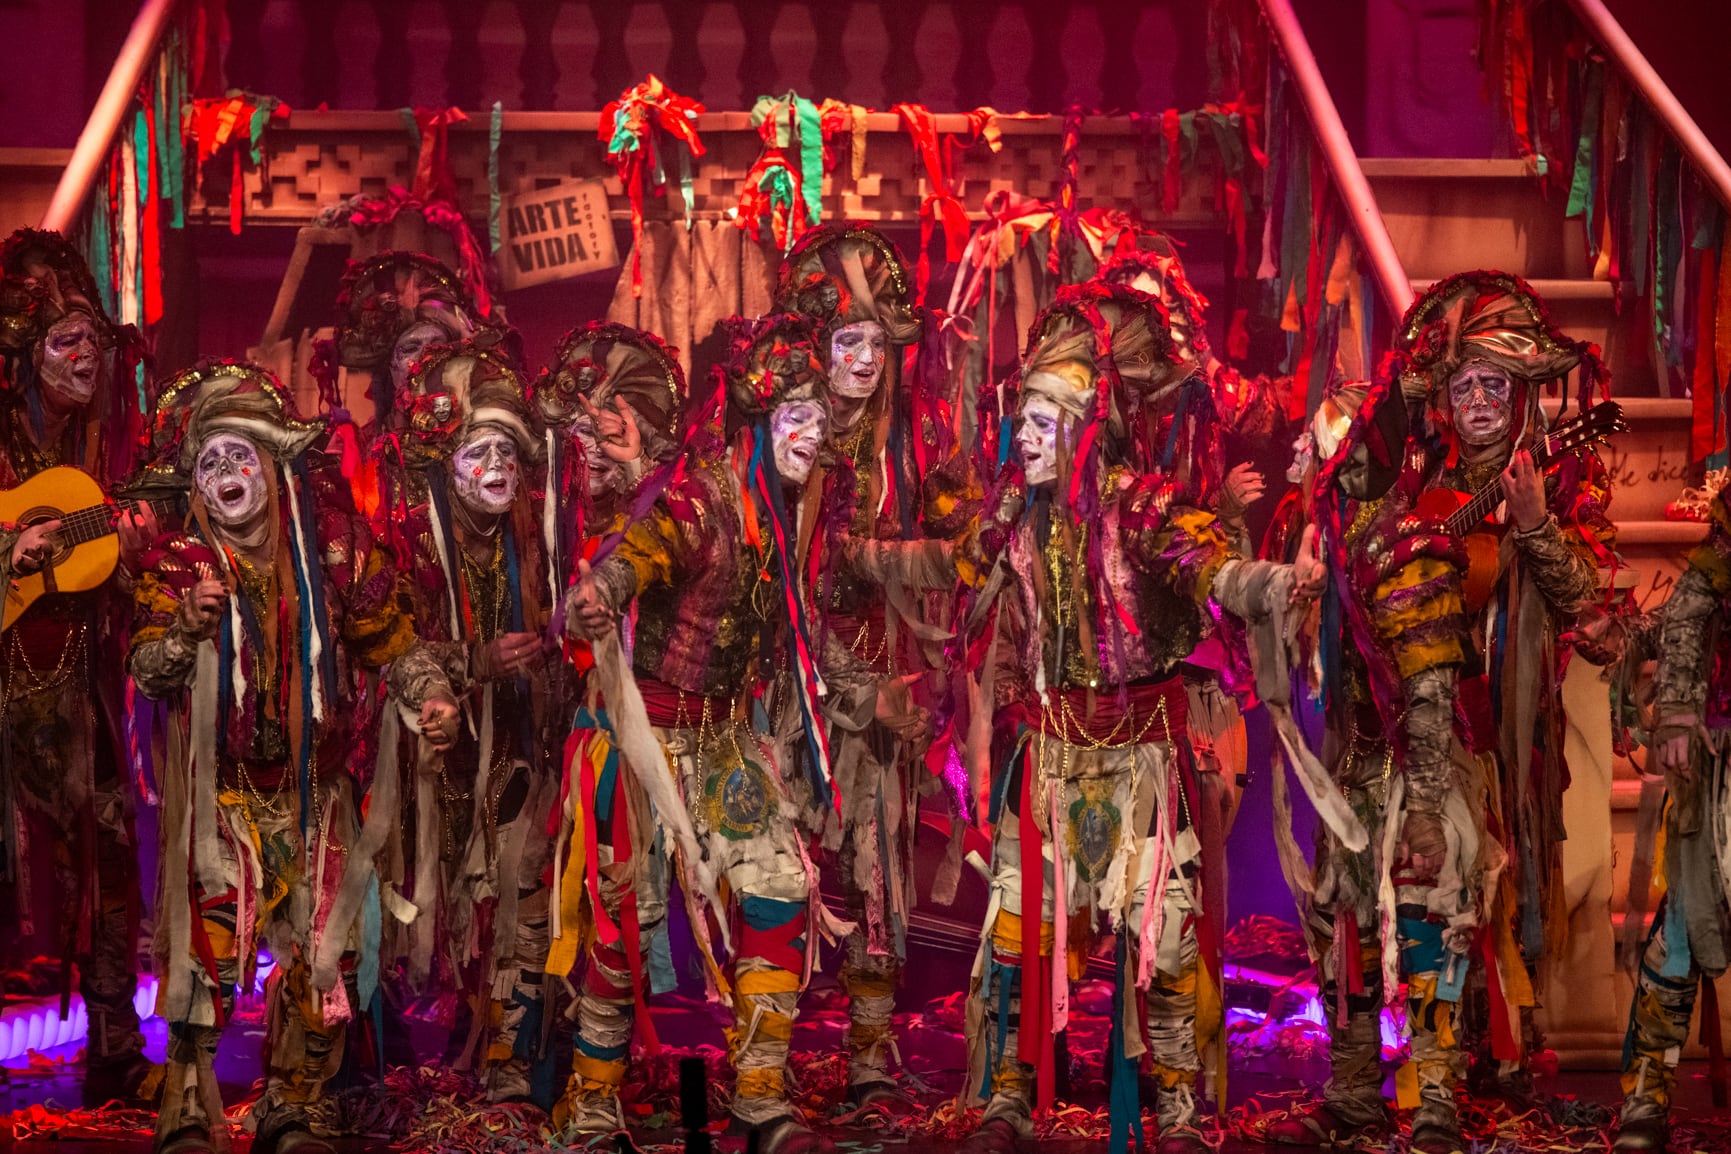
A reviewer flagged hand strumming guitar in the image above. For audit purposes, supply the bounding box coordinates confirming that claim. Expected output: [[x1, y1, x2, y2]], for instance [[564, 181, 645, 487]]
[[11, 519, 61, 577]]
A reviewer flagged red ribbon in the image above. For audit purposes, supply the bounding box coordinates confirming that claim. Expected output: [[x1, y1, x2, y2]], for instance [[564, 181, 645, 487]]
[[411, 106, 467, 205], [896, 102, 971, 303], [611, 765, 659, 1052], [599, 75, 707, 296], [1161, 109, 1183, 214], [142, 100, 163, 321], [1017, 742, 1056, 1111]]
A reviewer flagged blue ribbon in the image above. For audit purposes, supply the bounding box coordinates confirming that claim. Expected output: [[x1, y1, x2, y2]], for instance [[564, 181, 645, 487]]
[[1107, 932, 1145, 1154]]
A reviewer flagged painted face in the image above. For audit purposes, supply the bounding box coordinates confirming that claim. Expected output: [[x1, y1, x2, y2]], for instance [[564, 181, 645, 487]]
[[1447, 361, 1514, 448], [38, 313, 103, 411], [1018, 394, 1065, 487], [451, 429, 519, 517], [827, 321, 888, 401], [390, 320, 452, 393], [195, 432, 268, 528], [770, 398, 827, 485], [569, 413, 619, 497]]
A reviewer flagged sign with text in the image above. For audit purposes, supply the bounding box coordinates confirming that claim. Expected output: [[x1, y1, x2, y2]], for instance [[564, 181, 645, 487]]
[[498, 179, 619, 290]]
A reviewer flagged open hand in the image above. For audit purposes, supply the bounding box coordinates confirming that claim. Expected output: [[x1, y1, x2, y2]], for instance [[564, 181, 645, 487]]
[[11, 519, 60, 577], [1502, 450, 1547, 532], [579, 395, 644, 464], [419, 696, 461, 751]]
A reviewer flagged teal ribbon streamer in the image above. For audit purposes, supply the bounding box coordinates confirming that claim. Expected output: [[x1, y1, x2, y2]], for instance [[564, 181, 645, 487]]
[[795, 94, 823, 227], [400, 107, 421, 152], [1565, 61, 1601, 221], [132, 109, 151, 322], [247, 98, 276, 166], [88, 194, 115, 318], [607, 106, 636, 156], [1107, 934, 1144, 1154], [358, 873, 381, 1008], [163, 32, 185, 228], [488, 101, 503, 254]]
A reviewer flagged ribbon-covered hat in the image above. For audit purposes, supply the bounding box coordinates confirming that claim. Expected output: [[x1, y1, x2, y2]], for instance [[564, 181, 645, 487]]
[[1021, 282, 1184, 420], [146, 359, 325, 478], [540, 321, 686, 459], [773, 224, 923, 345], [1097, 235, 1211, 371], [1396, 270, 1590, 395], [721, 312, 828, 421], [334, 250, 480, 370], [399, 340, 542, 469], [0, 229, 113, 355]]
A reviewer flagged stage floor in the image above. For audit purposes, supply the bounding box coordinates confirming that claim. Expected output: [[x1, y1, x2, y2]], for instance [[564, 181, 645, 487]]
[[4, 1007, 1727, 1154]]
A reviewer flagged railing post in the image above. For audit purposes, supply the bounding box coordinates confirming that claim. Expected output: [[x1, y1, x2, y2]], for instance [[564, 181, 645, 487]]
[[1258, 0, 1414, 317], [1564, 0, 1731, 211], [40, 0, 181, 234]]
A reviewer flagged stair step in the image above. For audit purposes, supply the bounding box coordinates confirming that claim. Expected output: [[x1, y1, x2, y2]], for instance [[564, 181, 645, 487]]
[[1412, 277, 1614, 300], [1614, 520, 1710, 545], [1368, 158, 1593, 282], [1358, 158, 1535, 179]]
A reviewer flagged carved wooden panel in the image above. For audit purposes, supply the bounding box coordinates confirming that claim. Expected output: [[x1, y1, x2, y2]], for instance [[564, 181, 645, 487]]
[[194, 111, 1245, 229]]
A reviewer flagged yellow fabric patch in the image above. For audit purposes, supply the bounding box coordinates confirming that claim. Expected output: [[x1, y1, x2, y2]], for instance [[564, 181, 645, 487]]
[[989, 908, 1054, 958], [735, 968, 800, 997], [572, 1053, 627, 1087], [845, 974, 896, 999], [735, 1067, 785, 1101], [1395, 1060, 1421, 1109], [749, 1012, 795, 1043], [199, 920, 236, 959], [1195, 959, 1223, 1053]]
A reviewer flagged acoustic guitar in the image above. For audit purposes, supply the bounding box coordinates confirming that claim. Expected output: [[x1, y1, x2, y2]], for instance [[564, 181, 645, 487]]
[[1412, 400, 1627, 612], [0, 466, 176, 631]]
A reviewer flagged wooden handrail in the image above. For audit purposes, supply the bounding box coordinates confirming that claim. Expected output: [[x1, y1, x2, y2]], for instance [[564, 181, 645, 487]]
[[1564, 0, 1731, 211], [39, 0, 181, 234], [1258, 0, 1414, 318]]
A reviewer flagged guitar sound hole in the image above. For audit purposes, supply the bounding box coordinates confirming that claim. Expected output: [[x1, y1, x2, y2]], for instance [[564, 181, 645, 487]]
[[19, 505, 75, 567]]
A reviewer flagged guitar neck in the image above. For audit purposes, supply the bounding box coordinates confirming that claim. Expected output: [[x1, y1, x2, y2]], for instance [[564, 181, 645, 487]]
[[54, 497, 175, 548]]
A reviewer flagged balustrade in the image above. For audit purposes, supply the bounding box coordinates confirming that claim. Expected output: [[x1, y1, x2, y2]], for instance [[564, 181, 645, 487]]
[[215, 0, 1231, 117]]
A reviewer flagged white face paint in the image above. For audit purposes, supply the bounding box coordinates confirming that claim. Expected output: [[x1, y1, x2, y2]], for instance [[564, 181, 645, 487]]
[[770, 398, 826, 485], [1447, 361, 1514, 448], [570, 415, 619, 497], [1017, 394, 1065, 487], [38, 314, 103, 411], [827, 320, 887, 401], [451, 429, 520, 517], [195, 432, 268, 529], [391, 320, 451, 393]]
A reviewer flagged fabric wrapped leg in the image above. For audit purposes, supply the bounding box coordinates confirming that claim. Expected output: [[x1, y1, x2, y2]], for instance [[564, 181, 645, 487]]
[[842, 934, 900, 1090], [1620, 922, 1695, 1129]]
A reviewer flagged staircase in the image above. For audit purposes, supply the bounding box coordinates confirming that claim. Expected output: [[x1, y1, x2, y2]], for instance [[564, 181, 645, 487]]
[[1366, 156, 1707, 1068]]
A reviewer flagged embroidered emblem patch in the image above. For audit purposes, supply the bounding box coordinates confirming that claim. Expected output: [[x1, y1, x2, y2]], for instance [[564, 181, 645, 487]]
[[703, 754, 776, 841], [1065, 786, 1122, 883]]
